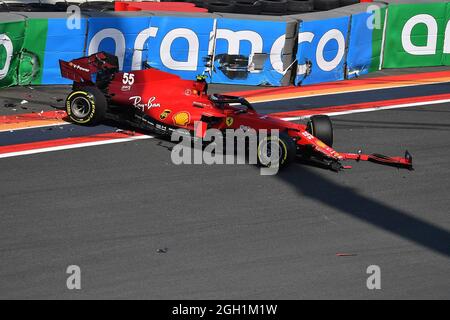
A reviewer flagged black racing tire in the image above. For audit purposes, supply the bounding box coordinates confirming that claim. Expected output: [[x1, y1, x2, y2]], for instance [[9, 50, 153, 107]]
[[259, 0, 288, 14], [29, 3, 62, 12], [4, 3, 32, 12], [257, 131, 296, 169], [288, 0, 314, 12], [192, 0, 205, 8], [206, 1, 235, 13], [339, 0, 359, 7], [313, 0, 339, 11], [232, 0, 256, 3], [55, 2, 70, 11], [79, 2, 115, 12], [260, 11, 281, 16], [66, 87, 107, 126], [307, 115, 333, 147], [233, 1, 262, 14]]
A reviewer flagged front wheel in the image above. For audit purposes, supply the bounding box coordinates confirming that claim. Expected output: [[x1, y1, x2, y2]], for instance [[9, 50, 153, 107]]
[[257, 131, 296, 169], [66, 87, 107, 125], [307, 115, 333, 147]]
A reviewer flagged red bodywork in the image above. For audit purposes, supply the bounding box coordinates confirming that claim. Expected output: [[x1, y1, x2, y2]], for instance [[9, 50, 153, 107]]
[[60, 52, 413, 171]]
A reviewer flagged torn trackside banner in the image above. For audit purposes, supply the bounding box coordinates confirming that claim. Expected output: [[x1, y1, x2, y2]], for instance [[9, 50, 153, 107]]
[[211, 17, 290, 86], [145, 15, 215, 80], [4, 2, 450, 89], [344, 6, 386, 79], [0, 15, 86, 87], [19, 18, 49, 85], [0, 14, 26, 88], [295, 16, 350, 85]]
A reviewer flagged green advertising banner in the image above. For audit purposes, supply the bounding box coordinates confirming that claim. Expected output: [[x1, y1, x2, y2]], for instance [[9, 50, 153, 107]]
[[1, 4, 450, 89], [0, 15, 26, 88], [370, 7, 387, 73], [383, 2, 448, 68], [441, 2, 450, 66], [18, 18, 49, 85]]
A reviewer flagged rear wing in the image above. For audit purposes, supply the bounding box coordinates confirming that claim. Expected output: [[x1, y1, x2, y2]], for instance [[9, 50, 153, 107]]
[[59, 52, 119, 83]]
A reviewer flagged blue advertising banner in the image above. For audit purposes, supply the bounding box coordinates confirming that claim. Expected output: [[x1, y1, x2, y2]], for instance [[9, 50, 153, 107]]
[[345, 7, 386, 79], [42, 18, 88, 84], [211, 18, 288, 86], [346, 12, 373, 79], [146, 16, 215, 80], [295, 16, 350, 85], [86, 16, 152, 72]]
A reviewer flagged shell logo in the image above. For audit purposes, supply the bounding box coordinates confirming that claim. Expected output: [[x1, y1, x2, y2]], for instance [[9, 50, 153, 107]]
[[316, 140, 328, 148], [173, 112, 190, 126]]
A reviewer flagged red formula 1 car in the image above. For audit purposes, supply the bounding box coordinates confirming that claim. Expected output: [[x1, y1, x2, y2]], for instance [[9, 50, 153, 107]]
[[60, 52, 413, 171]]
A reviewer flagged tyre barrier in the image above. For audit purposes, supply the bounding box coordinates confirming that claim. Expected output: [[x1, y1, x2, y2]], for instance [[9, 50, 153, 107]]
[[1, 0, 450, 88], [0, 2, 115, 13], [186, 0, 353, 15], [115, 1, 208, 13], [0, 1, 362, 15]]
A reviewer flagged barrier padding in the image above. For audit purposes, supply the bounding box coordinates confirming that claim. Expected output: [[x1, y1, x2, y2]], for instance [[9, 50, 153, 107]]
[[290, 11, 351, 85], [382, 1, 450, 68], [211, 13, 298, 86], [336, 2, 387, 78], [114, 1, 208, 13], [0, 13, 25, 87], [144, 14, 216, 80], [377, 0, 446, 3], [1, 1, 450, 88]]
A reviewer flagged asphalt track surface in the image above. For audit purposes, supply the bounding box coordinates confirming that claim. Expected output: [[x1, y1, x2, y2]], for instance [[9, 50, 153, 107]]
[[254, 82, 450, 114], [1, 72, 450, 299]]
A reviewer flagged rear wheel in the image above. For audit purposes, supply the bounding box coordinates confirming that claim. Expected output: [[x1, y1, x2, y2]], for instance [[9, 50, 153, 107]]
[[307, 115, 333, 147], [66, 87, 107, 125], [257, 131, 296, 169]]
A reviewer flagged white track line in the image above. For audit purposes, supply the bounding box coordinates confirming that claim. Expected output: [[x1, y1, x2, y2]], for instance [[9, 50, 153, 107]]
[[250, 79, 450, 104], [0, 135, 154, 159], [280, 98, 450, 121]]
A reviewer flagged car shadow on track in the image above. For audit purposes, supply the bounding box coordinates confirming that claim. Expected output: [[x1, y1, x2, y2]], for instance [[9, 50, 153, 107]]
[[277, 164, 450, 259], [103, 112, 450, 259]]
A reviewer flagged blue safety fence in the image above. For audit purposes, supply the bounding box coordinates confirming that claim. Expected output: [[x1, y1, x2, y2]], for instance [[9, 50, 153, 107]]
[[211, 17, 290, 86], [343, 5, 386, 79], [0, 2, 408, 88], [295, 16, 350, 85], [42, 17, 88, 84], [146, 15, 215, 80]]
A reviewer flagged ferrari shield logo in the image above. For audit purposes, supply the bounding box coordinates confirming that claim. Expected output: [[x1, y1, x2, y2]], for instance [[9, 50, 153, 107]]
[[159, 109, 171, 120], [226, 117, 234, 127]]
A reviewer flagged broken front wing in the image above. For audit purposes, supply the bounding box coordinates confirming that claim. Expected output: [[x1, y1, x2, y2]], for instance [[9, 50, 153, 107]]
[[340, 150, 413, 170]]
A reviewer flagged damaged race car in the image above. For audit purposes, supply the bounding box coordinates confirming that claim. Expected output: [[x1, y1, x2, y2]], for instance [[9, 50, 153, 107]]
[[59, 52, 413, 171]]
